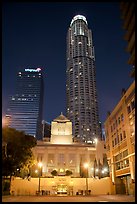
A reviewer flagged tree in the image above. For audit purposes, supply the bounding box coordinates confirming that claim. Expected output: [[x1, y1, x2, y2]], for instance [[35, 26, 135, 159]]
[[19, 155, 37, 178], [2, 127, 37, 177]]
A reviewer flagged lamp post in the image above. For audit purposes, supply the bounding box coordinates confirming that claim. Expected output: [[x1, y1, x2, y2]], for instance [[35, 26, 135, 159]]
[[84, 163, 89, 195], [38, 162, 43, 194]]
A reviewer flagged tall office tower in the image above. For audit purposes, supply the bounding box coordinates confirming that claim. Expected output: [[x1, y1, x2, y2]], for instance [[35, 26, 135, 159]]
[[7, 68, 44, 140], [66, 15, 101, 142]]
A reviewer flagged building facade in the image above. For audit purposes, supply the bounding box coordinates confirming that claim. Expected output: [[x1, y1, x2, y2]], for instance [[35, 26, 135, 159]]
[[10, 176, 112, 196], [120, 2, 135, 77], [104, 81, 135, 195], [66, 15, 101, 142], [32, 113, 107, 180], [6, 68, 44, 140], [8, 113, 110, 196]]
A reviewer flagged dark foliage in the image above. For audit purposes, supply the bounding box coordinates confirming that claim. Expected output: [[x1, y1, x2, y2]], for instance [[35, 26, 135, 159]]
[[2, 127, 37, 176]]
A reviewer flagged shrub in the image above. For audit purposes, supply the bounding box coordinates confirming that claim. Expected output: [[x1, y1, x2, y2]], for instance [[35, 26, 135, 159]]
[[65, 170, 72, 176], [51, 170, 58, 176]]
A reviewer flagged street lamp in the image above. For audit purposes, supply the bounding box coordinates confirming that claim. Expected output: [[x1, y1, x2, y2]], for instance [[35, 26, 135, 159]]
[[84, 163, 89, 195], [94, 138, 98, 144], [38, 162, 43, 194]]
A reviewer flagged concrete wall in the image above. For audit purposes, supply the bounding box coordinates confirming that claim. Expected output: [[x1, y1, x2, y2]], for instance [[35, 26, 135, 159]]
[[10, 176, 112, 196]]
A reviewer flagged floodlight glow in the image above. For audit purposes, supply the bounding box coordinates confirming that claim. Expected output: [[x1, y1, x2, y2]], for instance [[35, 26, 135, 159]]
[[103, 168, 108, 172], [38, 162, 43, 168], [70, 15, 87, 26], [84, 163, 89, 169], [94, 138, 98, 144]]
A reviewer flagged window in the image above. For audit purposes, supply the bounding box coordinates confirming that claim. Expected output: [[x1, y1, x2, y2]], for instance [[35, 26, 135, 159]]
[[115, 149, 129, 170], [121, 114, 124, 121], [116, 162, 120, 170], [120, 161, 124, 169], [119, 152, 122, 159], [123, 159, 129, 168], [69, 154, 76, 166], [112, 140, 114, 147], [123, 131, 126, 139], [115, 154, 119, 162], [118, 117, 121, 124], [48, 154, 55, 165], [131, 100, 135, 110], [127, 105, 131, 114], [120, 133, 122, 141], [123, 149, 128, 158], [58, 154, 65, 165]]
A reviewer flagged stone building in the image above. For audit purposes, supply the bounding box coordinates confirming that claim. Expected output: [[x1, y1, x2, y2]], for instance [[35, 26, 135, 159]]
[[9, 113, 111, 196], [31, 113, 108, 194], [104, 81, 135, 195]]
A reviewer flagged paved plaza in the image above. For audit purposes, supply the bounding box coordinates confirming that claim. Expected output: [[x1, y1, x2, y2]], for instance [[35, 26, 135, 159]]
[[2, 195, 135, 202]]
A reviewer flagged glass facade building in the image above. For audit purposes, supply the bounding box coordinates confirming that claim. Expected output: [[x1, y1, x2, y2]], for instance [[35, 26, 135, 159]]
[[66, 15, 101, 142], [7, 68, 44, 140]]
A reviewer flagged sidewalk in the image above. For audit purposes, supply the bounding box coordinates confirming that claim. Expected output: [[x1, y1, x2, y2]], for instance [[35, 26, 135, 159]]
[[2, 194, 135, 202]]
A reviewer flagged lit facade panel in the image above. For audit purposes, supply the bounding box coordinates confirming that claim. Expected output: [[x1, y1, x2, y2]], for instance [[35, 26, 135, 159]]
[[66, 15, 101, 142], [50, 113, 73, 144], [7, 68, 44, 140], [33, 142, 97, 177]]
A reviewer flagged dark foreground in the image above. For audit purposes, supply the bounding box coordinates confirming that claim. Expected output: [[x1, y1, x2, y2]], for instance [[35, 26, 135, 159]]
[[2, 195, 135, 202]]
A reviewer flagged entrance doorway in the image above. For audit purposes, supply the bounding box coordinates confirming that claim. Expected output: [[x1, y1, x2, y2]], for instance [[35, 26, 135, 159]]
[[115, 175, 131, 195], [115, 177, 126, 194], [57, 184, 68, 195]]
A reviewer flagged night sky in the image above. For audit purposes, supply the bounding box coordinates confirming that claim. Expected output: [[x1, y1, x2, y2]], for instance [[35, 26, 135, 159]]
[[2, 2, 133, 126]]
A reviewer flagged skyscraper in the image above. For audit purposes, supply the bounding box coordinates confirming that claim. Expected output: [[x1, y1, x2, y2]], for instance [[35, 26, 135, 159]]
[[6, 68, 44, 140], [66, 15, 101, 142]]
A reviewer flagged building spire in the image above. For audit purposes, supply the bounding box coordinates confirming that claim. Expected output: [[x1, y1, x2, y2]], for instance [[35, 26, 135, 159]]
[[61, 112, 63, 115]]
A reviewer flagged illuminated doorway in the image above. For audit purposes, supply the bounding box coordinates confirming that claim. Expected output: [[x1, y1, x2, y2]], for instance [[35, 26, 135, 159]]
[[57, 184, 68, 194]]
